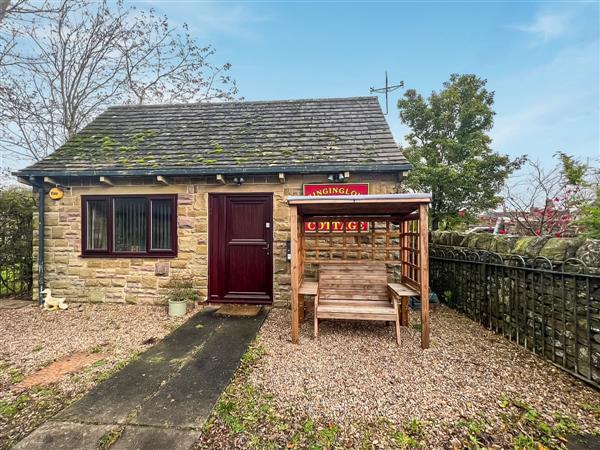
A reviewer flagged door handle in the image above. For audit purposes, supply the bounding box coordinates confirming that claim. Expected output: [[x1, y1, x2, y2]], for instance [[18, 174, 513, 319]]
[[263, 243, 270, 255]]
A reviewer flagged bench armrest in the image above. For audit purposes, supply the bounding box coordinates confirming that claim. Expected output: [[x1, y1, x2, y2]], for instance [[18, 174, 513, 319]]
[[387, 283, 419, 299], [299, 281, 318, 296]]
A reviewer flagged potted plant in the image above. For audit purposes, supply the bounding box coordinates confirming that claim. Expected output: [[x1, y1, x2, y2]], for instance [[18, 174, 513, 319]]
[[166, 277, 199, 317]]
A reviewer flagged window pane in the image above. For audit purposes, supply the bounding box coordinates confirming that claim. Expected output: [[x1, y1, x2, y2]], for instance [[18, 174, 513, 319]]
[[113, 198, 146, 252], [86, 200, 107, 250], [151, 199, 172, 250]]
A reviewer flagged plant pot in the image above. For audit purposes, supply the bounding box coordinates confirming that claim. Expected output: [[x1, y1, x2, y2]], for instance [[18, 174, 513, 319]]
[[168, 299, 187, 317]]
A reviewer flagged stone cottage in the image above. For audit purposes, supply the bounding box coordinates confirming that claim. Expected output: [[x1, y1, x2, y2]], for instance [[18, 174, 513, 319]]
[[16, 97, 412, 306]]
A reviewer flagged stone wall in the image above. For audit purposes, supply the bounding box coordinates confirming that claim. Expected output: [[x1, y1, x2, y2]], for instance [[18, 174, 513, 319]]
[[430, 231, 600, 268], [34, 173, 401, 306], [430, 232, 600, 386]]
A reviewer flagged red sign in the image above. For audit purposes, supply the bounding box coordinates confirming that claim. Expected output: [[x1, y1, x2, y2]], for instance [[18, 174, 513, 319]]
[[303, 183, 369, 232]]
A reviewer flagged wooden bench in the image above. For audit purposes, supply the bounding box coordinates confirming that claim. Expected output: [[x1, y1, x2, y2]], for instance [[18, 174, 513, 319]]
[[314, 262, 418, 345]]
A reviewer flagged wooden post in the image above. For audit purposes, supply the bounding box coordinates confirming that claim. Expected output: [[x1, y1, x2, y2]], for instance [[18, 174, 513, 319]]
[[400, 220, 407, 281], [290, 205, 300, 344], [419, 203, 430, 349], [299, 218, 306, 321]]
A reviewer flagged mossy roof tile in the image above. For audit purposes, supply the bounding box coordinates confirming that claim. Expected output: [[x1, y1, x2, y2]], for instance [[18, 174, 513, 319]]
[[19, 96, 410, 176]]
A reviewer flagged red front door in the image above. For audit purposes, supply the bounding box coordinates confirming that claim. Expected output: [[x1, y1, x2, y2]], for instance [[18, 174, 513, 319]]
[[208, 194, 273, 304]]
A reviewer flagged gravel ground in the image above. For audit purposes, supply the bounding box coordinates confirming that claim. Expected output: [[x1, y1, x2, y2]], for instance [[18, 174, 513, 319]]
[[0, 302, 196, 449], [235, 306, 600, 448]]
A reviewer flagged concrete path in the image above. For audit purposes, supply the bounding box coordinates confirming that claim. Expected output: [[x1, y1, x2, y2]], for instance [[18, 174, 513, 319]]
[[14, 306, 267, 450]]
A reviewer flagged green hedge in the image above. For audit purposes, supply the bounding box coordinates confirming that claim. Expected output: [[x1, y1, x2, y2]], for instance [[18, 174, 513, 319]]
[[0, 188, 35, 297]]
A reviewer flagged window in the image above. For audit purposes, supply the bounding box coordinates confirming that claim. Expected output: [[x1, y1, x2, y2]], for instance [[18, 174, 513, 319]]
[[86, 200, 108, 250], [81, 195, 177, 257]]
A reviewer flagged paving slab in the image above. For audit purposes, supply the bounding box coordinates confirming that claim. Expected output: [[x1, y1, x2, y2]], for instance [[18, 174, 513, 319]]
[[15, 306, 268, 450], [132, 312, 266, 428], [12, 421, 114, 450], [56, 307, 225, 424], [567, 434, 600, 450], [111, 425, 200, 450]]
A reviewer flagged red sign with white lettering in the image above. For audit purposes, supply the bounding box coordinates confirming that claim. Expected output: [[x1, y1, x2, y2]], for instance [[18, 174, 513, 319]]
[[303, 183, 369, 232]]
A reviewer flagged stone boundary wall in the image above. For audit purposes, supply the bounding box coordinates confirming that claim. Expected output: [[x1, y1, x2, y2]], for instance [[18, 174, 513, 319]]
[[430, 231, 600, 268]]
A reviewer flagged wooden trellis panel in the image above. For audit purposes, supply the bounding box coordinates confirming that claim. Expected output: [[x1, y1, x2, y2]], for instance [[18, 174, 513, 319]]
[[401, 217, 421, 289], [302, 217, 403, 265]]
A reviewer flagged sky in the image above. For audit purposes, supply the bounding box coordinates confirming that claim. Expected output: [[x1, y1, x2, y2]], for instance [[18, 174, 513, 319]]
[[141, 0, 599, 167]]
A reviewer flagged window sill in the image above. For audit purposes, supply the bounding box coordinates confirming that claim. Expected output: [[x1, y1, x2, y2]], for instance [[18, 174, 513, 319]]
[[79, 253, 178, 259]]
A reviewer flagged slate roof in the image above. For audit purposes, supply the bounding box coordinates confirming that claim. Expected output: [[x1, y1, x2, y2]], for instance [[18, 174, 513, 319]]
[[17, 96, 410, 177]]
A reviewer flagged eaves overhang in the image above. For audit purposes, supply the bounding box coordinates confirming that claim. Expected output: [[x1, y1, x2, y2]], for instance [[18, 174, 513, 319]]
[[14, 162, 413, 181]]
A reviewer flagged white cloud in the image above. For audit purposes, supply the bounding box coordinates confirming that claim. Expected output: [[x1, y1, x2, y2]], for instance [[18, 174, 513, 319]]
[[492, 93, 576, 147], [135, 1, 270, 41], [515, 11, 572, 42], [193, 4, 269, 40]]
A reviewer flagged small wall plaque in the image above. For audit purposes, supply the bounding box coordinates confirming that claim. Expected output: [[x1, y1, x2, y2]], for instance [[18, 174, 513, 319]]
[[49, 187, 64, 200]]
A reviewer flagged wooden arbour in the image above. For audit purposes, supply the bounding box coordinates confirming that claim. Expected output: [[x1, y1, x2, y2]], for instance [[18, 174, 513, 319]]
[[288, 194, 432, 349]]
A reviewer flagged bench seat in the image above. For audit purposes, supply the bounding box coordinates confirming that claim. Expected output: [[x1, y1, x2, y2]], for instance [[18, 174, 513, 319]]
[[314, 262, 417, 345], [317, 302, 397, 321]]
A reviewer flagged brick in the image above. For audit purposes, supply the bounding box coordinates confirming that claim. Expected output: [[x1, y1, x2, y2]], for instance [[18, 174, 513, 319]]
[[155, 262, 170, 276], [141, 277, 158, 288]]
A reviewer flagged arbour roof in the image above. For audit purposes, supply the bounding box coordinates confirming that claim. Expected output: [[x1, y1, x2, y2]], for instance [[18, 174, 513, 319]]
[[17, 96, 410, 177]]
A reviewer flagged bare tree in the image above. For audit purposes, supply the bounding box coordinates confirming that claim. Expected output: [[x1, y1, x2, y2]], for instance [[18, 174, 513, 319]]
[[503, 153, 596, 236], [0, 0, 238, 164], [120, 8, 237, 104], [0, 1, 130, 161], [0, 1, 59, 66]]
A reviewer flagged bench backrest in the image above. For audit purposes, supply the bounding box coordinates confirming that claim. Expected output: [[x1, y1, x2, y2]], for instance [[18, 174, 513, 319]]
[[318, 262, 388, 302]]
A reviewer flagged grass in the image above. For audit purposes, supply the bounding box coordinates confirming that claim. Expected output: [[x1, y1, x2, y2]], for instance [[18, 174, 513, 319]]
[[240, 343, 266, 367], [210, 384, 345, 449], [91, 359, 107, 368], [90, 344, 106, 354], [202, 341, 291, 448], [580, 402, 600, 419], [453, 397, 584, 449], [0, 388, 60, 420], [201, 341, 432, 449], [0, 395, 29, 418], [0, 386, 67, 449], [95, 353, 140, 383], [0, 361, 24, 384], [98, 427, 124, 449], [199, 337, 597, 450]]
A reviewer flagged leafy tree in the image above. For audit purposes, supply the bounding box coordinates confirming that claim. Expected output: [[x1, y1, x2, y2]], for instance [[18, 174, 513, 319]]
[[578, 186, 600, 239], [558, 153, 599, 238], [398, 74, 523, 229]]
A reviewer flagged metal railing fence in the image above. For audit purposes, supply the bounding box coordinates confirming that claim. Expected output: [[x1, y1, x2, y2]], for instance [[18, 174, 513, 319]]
[[430, 245, 599, 388]]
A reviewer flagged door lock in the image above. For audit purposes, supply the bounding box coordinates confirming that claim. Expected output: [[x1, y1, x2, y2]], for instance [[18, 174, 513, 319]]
[[263, 243, 270, 255]]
